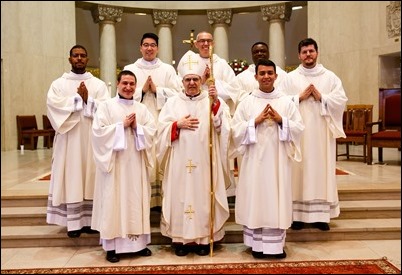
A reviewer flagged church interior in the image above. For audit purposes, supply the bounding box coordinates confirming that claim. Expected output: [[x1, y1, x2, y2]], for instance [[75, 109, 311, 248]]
[[1, 1, 400, 271]]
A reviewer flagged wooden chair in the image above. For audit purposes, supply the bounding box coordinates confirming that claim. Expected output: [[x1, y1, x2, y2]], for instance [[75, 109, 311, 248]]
[[42, 115, 55, 148], [366, 88, 401, 165], [16, 115, 53, 150], [336, 104, 373, 163]]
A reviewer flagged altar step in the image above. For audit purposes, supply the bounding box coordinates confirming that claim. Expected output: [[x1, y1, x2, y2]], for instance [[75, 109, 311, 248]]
[[1, 218, 400, 248], [1, 186, 400, 208], [1, 196, 400, 248], [1, 200, 400, 227]]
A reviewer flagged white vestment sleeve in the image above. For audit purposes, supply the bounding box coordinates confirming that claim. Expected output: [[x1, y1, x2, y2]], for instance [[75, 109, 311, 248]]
[[278, 117, 290, 141], [73, 95, 84, 112], [83, 96, 95, 117], [135, 124, 146, 151], [241, 119, 257, 145], [290, 94, 300, 108], [214, 80, 231, 102], [113, 122, 126, 151]]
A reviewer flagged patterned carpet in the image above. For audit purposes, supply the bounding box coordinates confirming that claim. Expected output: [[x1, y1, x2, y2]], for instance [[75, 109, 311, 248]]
[[1, 258, 400, 274]]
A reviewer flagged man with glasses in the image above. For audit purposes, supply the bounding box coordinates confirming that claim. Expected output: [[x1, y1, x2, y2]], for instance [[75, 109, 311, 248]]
[[179, 31, 239, 115], [124, 33, 182, 212], [156, 50, 231, 257], [178, 31, 239, 197]]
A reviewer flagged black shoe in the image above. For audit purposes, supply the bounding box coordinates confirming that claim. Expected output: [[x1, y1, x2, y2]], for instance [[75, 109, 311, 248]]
[[274, 250, 287, 259], [138, 247, 152, 257], [81, 226, 99, 234], [252, 250, 266, 259], [313, 222, 330, 231], [291, 221, 304, 230], [67, 230, 81, 238], [151, 206, 162, 213], [106, 250, 120, 263], [175, 245, 189, 257], [195, 245, 209, 256]]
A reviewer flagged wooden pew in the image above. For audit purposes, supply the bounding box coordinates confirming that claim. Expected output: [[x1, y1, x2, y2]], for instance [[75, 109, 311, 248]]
[[16, 115, 54, 150]]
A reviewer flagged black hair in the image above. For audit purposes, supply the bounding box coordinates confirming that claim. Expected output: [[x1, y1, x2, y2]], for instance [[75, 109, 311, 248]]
[[298, 38, 318, 53], [140, 33, 159, 46], [251, 41, 268, 51], [69, 45, 87, 56], [118, 70, 137, 83], [255, 59, 276, 74]]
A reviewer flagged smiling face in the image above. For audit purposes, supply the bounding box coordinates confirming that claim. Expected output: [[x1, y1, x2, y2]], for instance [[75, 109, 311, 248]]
[[251, 44, 269, 65], [195, 32, 214, 58], [117, 74, 137, 99], [140, 37, 158, 62], [255, 64, 277, 93]]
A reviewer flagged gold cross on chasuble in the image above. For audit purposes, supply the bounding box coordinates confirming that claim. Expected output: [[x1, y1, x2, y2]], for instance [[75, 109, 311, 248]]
[[186, 159, 197, 173], [184, 205, 195, 219], [183, 54, 198, 70]]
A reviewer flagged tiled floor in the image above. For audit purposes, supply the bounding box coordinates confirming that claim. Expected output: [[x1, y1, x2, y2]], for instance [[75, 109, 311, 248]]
[[1, 146, 401, 270]]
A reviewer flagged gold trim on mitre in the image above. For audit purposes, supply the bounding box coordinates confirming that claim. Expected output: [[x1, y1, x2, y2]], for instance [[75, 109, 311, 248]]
[[177, 50, 206, 78]]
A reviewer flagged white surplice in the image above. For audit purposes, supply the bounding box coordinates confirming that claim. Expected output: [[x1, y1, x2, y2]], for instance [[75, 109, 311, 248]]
[[282, 64, 348, 222], [156, 91, 231, 244], [124, 58, 182, 208], [46, 71, 110, 230], [91, 96, 156, 250]]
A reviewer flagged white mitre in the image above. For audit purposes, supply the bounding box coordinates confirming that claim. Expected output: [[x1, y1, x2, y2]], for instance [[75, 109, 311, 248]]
[[177, 50, 206, 78]]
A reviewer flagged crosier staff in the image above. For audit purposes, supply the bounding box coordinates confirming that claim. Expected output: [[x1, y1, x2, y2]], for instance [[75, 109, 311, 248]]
[[205, 45, 215, 257]]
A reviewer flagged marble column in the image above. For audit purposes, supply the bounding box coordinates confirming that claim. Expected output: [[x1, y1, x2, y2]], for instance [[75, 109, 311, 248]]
[[207, 9, 232, 62], [152, 10, 178, 65], [91, 5, 123, 96], [261, 3, 292, 68]]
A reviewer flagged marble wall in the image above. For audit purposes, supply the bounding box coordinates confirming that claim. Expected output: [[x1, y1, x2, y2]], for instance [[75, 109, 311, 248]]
[[1, 1, 76, 150], [307, 1, 400, 122]]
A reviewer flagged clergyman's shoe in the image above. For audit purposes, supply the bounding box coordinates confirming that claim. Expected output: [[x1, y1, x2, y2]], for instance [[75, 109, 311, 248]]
[[251, 251, 266, 259], [195, 245, 209, 256], [290, 221, 304, 230], [67, 229, 81, 238], [81, 226, 99, 234], [175, 245, 189, 257], [106, 250, 120, 263], [273, 250, 287, 259], [138, 247, 152, 257], [313, 222, 330, 231]]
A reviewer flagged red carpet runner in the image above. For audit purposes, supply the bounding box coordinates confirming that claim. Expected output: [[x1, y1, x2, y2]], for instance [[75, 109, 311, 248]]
[[1, 258, 399, 274]]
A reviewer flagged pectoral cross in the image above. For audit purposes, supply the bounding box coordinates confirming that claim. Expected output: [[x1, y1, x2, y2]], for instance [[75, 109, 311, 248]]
[[186, 159, 197, 173], [184, 205, 195, 219], [182, 29, 195, 49]]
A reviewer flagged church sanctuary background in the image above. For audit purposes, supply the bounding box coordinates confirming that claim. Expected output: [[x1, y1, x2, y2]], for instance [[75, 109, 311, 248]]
[[1, 1, 400, 151]]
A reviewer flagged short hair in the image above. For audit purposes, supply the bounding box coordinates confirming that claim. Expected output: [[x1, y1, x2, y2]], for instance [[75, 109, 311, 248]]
[[255, 59, 276, 74], [140, 33, 159, 46], [251, 41, 268, 51], [118, 70, 137, 83], [69, 45, 87, 57], [298, 38, 318, 53]]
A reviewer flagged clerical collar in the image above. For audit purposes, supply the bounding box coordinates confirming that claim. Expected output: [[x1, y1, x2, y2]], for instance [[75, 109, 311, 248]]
[[140, 58, 158, 66], [117, 94, 134, 105], [185, 92, 201, 100]]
